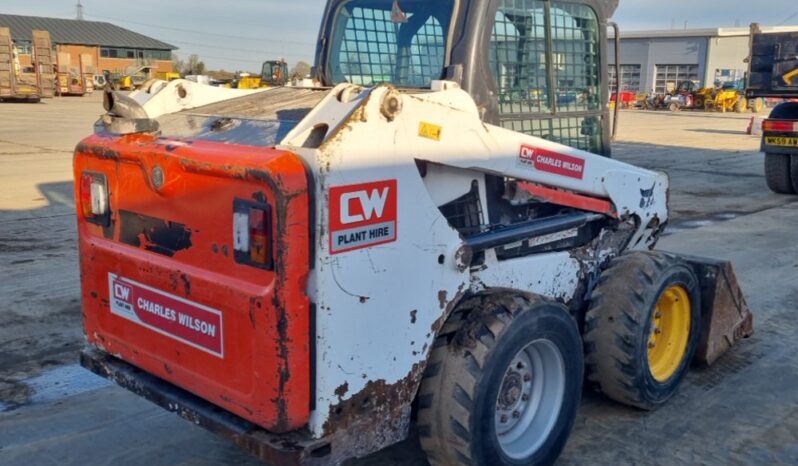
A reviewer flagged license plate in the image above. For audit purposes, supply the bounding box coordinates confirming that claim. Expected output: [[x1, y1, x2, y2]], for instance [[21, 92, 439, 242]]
[[765, 136, 798, 147]]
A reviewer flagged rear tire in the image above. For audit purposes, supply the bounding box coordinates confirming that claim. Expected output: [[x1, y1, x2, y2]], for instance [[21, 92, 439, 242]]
[[584, 251, 700, 410], [750, 98, 764, 113], [790, 155, 798, 194], [417, 294, 583, 466], [765, 153, 796, 194], [734, 99, 746, 113]]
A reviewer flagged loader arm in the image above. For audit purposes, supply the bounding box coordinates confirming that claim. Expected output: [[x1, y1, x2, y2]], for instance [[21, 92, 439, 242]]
[[281, 82, 668, 251]]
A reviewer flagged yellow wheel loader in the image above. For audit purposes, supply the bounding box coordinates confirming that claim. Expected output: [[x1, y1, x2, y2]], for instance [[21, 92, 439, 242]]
[[235, 59, 289, 89]]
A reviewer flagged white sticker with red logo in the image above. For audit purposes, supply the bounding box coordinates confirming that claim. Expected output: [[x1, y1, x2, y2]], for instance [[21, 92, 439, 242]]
[[108, 273, 224, 358], [519, 144, 586, 179], [329, 179, 397, 254]]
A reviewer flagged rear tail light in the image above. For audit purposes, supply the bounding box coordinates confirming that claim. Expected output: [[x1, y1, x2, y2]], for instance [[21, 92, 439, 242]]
[[80, 171, 110, 225], [233, 199, 273, 270], [763, 120, 798, 132]]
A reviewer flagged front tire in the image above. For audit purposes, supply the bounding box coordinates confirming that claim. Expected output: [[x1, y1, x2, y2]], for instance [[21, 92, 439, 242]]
[[765, 153, 796, 194], [584, 251, 700, 410], [417, 294, 583, 466]]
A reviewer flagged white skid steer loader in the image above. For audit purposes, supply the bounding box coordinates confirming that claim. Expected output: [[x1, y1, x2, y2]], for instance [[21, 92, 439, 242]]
[[77, 0, 752, 465]]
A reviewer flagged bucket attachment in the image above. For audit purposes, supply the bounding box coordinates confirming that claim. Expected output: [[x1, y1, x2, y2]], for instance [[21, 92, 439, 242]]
[[676, 254, 754, 366]]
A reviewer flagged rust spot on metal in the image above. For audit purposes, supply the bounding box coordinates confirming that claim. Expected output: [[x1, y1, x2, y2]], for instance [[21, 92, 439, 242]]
[[437, 290, 447, 309], [334, 382, 349, 399], [322, 362, 423, 458], [119, 210, 192, 257], [75, 142, 121, 160], [180, 273, 191, 296]]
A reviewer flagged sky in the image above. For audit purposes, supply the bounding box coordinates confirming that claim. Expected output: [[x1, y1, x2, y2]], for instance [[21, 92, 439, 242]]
[[2, 0, 797, 71]]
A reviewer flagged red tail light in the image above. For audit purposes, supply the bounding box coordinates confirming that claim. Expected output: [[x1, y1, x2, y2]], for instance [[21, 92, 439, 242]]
[[233, 199, 273, 270], [80, 172, 109, 225], [763, 120, 798, 132]]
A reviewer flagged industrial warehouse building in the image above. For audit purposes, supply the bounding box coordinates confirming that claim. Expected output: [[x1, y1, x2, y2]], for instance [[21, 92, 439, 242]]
[[0, 13, 176, 75], [608, 25, 798, 94]]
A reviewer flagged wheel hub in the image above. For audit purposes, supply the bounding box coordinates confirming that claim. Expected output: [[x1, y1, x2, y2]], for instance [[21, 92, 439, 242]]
[[647, 284, 692, 382], [494, 339, 565, 460], [498, 372, 525, 409]]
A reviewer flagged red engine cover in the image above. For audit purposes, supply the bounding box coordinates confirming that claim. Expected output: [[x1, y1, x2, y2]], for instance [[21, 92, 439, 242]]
[[74, 133, 311, 432]]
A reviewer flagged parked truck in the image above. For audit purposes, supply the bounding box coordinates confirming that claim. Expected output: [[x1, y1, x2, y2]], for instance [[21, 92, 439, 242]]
[[746, 23, 798, 193], [76, 1, 753, 465]]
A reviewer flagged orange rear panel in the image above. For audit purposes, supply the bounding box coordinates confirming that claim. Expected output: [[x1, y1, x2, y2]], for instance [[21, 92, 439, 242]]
[[74, 133, 311, 432]]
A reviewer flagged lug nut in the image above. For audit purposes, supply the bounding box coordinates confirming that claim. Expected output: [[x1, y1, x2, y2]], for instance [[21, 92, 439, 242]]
[[516, 362, 524, 369], [654, 328, 662, 335], [521, 394, 529, 402], [512, 410, 520, 418], [500, 415, 508, 423], [523, 374, 532, 382], [655, 312, 662, 318]]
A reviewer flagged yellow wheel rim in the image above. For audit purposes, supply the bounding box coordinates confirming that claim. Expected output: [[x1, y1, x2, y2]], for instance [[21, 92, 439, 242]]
[[647, 284, 691, 382]]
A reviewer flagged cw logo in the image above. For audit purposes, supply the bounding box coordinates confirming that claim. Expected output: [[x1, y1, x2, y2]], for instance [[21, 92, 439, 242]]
[[114, 282, 131, 301], [340, 188, 390, 225]]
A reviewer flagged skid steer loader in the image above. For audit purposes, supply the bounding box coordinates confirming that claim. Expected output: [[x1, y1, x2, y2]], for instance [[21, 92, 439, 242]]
[[75, 1, 752, 465]]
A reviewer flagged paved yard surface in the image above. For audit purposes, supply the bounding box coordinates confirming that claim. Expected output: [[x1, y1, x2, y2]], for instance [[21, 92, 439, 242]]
[[1, 98, 796, 466]]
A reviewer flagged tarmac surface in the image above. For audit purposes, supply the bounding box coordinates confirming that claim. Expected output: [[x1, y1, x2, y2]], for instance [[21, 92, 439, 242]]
[[1, 94, 797, 465]]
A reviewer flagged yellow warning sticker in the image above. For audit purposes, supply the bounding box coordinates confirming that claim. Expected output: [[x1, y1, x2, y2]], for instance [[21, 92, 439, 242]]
[[418, 122, 442, 141]]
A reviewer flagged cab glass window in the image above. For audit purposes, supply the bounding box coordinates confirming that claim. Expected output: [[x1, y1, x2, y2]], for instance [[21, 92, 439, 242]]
[[490, 0, 602, 153], [329, 0, 455, 87], [490, 1, 550, 114]]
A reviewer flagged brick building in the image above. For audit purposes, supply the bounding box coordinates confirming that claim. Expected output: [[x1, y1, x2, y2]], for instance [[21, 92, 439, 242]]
[[0, 13, 176, 75]]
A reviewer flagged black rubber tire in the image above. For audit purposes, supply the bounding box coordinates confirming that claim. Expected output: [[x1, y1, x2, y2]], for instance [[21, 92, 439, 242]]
[[417, 293, 583, 466], [694, 96, 705, 109], [584, 251, 701, 410], [765, 153, 796, 194]]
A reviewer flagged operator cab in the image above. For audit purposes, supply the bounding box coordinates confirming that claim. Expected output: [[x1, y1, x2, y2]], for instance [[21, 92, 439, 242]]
[[315, 0, 618, 156], [262, 59, 288, 86], [314, 0, 619, 255]]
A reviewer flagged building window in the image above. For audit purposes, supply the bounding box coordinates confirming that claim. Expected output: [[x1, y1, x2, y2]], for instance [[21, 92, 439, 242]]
[[654, 64, 699, 94], [713, 68, 745, 87], [100, 47, 171, 60], [609, 64, 642, 92]]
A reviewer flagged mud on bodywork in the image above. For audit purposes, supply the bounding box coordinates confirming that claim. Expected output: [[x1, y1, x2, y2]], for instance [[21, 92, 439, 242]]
[[320, 363, 424, 464]]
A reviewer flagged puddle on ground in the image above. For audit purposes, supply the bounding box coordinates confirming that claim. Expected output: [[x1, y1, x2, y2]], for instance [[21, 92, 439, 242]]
[[25, 364, 111, 405], [664, 212, 742, 236]]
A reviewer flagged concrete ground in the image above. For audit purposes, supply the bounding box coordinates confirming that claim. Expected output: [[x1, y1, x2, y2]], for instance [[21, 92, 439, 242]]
[[1, 97, 797, 466]]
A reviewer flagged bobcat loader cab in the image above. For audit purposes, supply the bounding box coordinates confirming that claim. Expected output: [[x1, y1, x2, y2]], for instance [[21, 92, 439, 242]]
[[77, 0, 752, 465]]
